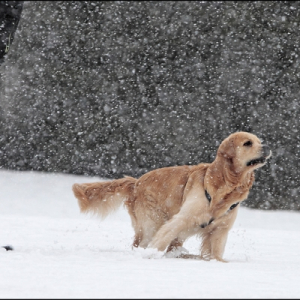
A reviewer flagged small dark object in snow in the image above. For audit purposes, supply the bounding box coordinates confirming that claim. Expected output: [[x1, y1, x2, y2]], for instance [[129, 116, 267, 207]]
[[2, 245, 13, 251]]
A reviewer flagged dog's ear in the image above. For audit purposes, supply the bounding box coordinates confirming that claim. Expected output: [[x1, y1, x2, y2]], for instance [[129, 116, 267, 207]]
[[217, 137, 235, 160]]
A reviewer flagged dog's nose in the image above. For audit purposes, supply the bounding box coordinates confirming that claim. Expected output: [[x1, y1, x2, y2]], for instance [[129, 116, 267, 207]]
[[262, 144, 271, 157]]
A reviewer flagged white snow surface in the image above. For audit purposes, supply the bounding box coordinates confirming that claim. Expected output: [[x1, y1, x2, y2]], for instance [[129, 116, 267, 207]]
[[0, 169, 299, 298]]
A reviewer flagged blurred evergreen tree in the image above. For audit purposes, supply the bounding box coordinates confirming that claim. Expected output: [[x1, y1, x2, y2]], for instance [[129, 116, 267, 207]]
[[0, 1, 299, 210]]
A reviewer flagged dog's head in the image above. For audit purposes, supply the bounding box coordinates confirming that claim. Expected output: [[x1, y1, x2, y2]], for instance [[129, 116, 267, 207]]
[[217, 131, 272, 173], [201, 132, 272, 226]]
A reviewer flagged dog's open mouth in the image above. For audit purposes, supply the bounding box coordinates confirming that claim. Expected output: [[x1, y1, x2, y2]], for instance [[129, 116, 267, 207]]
[[246, 156, 266, 166]]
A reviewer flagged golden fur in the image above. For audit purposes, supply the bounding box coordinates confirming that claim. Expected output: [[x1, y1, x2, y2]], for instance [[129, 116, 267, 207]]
[[72, 132, 271, 262]]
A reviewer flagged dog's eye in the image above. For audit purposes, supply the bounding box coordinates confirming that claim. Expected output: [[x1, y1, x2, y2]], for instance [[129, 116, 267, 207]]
[[243, 141, 252, 147]]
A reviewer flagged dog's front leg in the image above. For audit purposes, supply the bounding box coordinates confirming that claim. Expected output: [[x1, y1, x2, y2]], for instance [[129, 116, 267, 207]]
[[148, 214, 189, 251], [149, 203, 211, 252], [201, 206, 239, 262], [202, 228, 229, 262]]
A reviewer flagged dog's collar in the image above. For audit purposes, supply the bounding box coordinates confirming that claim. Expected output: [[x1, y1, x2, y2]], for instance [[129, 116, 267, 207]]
[[205, 190, 211, 202], [229, 202, 239, 210]]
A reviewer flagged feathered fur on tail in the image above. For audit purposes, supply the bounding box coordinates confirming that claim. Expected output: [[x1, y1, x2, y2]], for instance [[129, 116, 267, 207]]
[[72, 176, 137, 219]]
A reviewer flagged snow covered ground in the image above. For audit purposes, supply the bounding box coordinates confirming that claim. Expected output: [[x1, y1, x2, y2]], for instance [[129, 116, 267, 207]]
[[0, 169, 299, 298]]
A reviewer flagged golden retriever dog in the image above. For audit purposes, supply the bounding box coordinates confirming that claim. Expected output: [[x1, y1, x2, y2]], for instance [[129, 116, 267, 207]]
[[72, 132, 271, 262]]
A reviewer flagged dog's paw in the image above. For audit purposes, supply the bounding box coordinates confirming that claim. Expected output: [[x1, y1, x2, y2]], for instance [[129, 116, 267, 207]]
[[132, 247, 163, 259], [164, 246, 189, 258], [148, 239, 168, 252], [213, 256, 228, 263]]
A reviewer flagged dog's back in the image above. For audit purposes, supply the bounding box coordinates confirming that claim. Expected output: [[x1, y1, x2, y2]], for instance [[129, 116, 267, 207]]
[[133, 165, 200, 217]]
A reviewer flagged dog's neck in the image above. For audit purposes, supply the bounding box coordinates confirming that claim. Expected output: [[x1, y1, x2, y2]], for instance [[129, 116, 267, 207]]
[[204, 156, 255, 196]]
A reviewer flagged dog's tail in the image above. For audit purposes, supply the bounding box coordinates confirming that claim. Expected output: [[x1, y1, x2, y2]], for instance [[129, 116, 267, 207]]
[[72, 176, 137, 219]]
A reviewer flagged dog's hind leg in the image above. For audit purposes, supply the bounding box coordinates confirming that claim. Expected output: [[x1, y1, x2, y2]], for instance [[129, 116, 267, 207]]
[[127, 206, 160, 249], [124, 196, 144, 249], [138, 218, 161, 248], [127, 215, 144, 249], [132, 230, 143, 248]]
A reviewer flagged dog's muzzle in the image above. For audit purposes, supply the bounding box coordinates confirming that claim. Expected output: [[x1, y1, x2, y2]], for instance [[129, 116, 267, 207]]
[[246, 144, 272, 167]]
